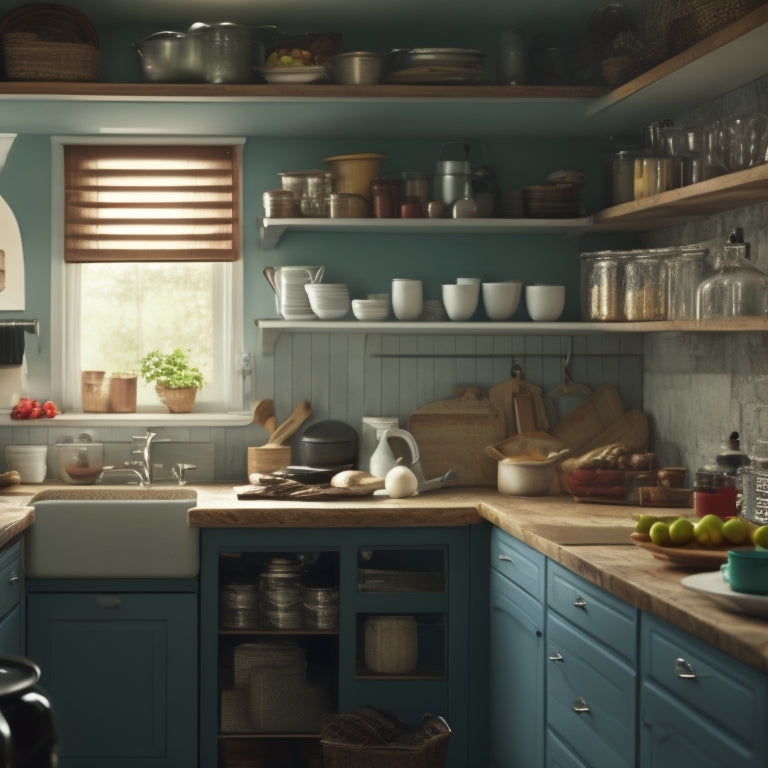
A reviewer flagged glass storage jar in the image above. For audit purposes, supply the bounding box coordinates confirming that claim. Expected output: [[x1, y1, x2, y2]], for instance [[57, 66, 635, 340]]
[[259, 557, 304, 630], [665, 247, 708, 320], [739, 440, 768, 524], [624, 249, 667, 321], [697, 234, 768, 319], [579, 250, 630, 321]]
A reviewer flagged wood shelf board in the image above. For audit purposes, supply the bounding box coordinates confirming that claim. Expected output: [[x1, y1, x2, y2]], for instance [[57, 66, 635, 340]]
[[589, 5, 768, 127], [589, 165, 768, 232]]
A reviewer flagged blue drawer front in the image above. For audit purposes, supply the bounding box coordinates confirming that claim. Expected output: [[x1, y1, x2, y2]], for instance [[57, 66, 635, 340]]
[[490, 527, 545, 601], [642, 614, 768, 748], [547, 561, 637, 664], [547, 612, 636, 768]]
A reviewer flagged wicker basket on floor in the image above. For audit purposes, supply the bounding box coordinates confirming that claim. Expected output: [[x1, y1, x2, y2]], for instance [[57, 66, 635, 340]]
[[0, 2, 100, 81], [321, 707, 451, 768]]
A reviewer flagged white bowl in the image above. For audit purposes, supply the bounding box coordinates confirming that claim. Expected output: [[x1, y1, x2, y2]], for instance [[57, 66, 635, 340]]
[[497, 459, 556, 496], [352, 299, 390, 321], [442, 283, 479, 321], [525, 284, 565, 322], [482, 281, 522, 320]]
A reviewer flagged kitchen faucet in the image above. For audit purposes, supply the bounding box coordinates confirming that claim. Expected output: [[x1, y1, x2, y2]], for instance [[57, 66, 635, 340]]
[[129, 431, 170, 486]]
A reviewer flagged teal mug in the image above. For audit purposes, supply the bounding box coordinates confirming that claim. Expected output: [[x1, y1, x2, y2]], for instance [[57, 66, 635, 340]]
[[721, 550, 768, 595]]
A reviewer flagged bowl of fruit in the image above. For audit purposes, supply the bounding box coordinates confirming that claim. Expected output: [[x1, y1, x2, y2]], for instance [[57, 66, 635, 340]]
[[257, 32, 342, 83]]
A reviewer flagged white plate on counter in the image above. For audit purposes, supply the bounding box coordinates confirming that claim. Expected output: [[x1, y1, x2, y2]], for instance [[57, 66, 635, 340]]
[[255, 66, 329, 84], [681, 570, 768, 618]]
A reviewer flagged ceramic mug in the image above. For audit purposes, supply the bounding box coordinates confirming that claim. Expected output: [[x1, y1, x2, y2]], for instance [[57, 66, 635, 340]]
[[482, 280, 522, 320], [391, 279, 423, 321], [721, 549, 768, 595]]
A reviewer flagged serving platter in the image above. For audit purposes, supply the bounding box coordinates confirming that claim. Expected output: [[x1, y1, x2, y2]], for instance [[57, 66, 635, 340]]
[[629, 532, 748, 568], [681, 570, 768, 618]]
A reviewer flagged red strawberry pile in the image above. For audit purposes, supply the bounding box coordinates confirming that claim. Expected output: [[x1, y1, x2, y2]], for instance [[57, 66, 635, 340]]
[[10, 398, 58, 420]]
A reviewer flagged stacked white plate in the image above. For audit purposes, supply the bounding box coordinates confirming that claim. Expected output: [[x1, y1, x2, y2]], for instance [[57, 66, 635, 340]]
[[279, 272, 316, 320], [351, 297, 390, 321], [305, 283, 351, 320]]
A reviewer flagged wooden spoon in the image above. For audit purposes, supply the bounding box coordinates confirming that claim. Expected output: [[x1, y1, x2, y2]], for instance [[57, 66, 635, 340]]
[[251, 399, 276, 434], [484, 445, 507, 462], [268, 399, 311, 446], [330, 470, 385, 494]]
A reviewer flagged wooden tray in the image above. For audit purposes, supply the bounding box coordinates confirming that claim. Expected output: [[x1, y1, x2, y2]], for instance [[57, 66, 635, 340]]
[[629, 532, 749, 569]]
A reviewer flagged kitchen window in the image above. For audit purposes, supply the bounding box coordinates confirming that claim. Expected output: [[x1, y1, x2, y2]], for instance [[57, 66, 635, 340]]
[[50, 137, 245, 413]]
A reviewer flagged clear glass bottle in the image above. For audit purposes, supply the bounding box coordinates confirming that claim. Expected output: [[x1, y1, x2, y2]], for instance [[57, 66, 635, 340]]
[[739, 440, 768, 524], [696, 230, 768, 319]]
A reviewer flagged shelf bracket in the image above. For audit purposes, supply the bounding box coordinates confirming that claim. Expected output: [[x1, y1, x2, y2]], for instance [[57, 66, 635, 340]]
[[258, 219, 286, 250]]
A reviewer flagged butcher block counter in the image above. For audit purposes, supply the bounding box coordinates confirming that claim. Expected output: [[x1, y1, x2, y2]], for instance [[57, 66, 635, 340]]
[[188, 485, 768, 675], [4, 483, 767, 674]]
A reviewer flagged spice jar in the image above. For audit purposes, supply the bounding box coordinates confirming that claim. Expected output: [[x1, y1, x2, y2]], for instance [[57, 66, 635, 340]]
[[370, 177, 400, 218]]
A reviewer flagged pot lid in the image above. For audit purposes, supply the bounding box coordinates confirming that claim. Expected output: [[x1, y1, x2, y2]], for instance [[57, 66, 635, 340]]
[[0, 656, 40, 698], [299, 420, 358, 444]]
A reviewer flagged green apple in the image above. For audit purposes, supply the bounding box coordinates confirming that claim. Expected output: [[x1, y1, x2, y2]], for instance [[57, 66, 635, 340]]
[[721, 516, 753, 545], [649, 521, 671, 546], [635, 514, 659, 534], [752, 524, 768, 549], [694, 514, 725, 546], [669, 517, 695, 546]]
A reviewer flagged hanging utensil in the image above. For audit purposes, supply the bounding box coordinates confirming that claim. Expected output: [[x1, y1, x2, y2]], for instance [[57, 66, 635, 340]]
[[511, 365, 549, 432], [546, 347, 592, 420]]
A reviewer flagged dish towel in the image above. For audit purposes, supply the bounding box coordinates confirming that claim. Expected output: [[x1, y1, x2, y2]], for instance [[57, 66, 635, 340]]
[[0, 326, 26, 365]]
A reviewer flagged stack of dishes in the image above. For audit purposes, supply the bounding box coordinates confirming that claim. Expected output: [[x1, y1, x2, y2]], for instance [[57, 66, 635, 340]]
[[351, 297, 390, 321], [305, 283, 350, 319], [523, 183, 582, 218], [279, 273, 316, 320]]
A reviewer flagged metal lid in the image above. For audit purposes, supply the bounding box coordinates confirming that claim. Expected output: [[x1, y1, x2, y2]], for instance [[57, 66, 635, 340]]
[[435, 160, 471, 174]]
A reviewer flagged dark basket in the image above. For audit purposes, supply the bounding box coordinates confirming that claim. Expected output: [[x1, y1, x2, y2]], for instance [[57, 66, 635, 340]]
[[666, 0, 764, 55], [321, 708, 451, 768]]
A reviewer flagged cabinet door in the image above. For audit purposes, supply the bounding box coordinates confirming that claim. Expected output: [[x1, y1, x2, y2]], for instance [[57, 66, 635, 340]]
[[27, 592, 197, 768], [0, 539, 23, 655], [0, 603, 23, 657], [489, 568, 545, 768]]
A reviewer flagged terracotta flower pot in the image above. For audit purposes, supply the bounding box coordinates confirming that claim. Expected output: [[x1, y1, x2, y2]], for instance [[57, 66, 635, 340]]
[[155, 385, 197, 413]]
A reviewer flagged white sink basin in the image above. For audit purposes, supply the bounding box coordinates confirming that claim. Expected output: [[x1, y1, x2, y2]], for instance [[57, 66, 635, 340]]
[[25, 488, 199, 578]]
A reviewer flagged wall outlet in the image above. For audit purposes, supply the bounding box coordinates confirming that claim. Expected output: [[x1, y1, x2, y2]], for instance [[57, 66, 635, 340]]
[[235, 353, 252, 372]]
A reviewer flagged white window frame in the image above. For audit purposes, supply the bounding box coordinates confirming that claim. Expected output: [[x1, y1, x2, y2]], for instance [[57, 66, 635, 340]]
[[50, 136, 245, 414]]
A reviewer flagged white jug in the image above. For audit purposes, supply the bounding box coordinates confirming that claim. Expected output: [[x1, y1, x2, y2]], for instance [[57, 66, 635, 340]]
[[369, 427, 420, 478]]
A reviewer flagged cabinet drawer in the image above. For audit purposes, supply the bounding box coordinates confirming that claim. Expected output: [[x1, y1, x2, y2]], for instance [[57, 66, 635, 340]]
[[0, 540, 22, 620], [547, 561, 637, 664], [490, 527, 545, 601], [547, 612, 636, 768], [642, 613, 768, 750]]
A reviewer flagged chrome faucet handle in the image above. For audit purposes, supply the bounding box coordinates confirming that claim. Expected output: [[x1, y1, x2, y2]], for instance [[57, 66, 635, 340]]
[[172, 463, 197, 485]]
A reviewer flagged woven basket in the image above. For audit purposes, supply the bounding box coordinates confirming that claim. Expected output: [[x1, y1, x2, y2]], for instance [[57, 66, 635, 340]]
[[155, 384, 198, 413], [0, 2, 100, 81], [321, 709, 451, 768], [666, 0, 764, 55]]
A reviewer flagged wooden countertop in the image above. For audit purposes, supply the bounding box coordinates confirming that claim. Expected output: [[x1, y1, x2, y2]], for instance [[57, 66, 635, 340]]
[[5, 482, 766, 674], [0, 497, 34, 549]]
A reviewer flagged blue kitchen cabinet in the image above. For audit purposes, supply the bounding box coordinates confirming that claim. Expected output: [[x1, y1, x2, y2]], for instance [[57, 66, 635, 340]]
[[199, 524, 489, 768], [489, 527, 546, 768], [640, 613, 768, 768], [26, 581, 198, 768], [546, 561, 638, 768], [0, 538, 23, 656]]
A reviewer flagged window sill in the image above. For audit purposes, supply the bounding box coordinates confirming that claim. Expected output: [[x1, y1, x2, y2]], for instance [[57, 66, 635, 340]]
[[2, 411, 254, 428]]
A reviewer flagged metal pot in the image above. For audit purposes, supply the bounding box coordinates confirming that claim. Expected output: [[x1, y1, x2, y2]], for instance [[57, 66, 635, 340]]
[[296, 420, 358, 468]]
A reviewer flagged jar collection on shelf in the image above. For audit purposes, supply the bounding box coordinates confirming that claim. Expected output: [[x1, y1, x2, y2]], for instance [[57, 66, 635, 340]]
[[612, 114, 768, 206], [580, 229, 768, 323]]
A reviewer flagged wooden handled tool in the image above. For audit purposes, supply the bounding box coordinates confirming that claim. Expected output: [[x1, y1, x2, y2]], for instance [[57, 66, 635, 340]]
[[268, 400, 311, 446]]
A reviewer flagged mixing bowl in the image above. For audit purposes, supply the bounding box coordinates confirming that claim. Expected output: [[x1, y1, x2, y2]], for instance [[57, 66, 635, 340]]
[[324, 152, 387, 202]]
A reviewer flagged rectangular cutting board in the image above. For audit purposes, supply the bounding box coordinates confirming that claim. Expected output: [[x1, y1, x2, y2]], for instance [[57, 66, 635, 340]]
[[407, 398, 505, 486]]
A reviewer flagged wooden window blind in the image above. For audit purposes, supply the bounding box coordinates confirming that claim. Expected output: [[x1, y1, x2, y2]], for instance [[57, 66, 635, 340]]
[[64, 144, 241, 262]]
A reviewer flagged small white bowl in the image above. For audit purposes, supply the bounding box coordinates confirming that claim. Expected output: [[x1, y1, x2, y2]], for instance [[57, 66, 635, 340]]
[[525, 284, 565, 322], [352, 299, 390, 321], [482, 281, 522, 320], [442, 283, 479, 321]]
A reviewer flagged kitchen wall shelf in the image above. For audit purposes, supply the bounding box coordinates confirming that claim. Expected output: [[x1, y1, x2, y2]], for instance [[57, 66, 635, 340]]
[[258, 216, 590, 249], [255, 317, 768, 353], [1, 6, 766, 138], [589, 164, 768, 232]]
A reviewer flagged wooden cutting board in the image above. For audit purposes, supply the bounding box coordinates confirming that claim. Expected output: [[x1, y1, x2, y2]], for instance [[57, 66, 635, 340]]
[[407, 398, 505, 486], [575, 409, 650, 455], [549, 384, 625, 454]]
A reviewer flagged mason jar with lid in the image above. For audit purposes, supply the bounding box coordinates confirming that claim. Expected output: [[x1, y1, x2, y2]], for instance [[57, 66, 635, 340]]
[[259, 557, 304, 629]]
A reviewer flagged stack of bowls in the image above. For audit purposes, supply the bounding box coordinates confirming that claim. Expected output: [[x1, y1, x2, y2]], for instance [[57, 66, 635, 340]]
[[351, 296, 390, 321], [305, 283, 350, 319]]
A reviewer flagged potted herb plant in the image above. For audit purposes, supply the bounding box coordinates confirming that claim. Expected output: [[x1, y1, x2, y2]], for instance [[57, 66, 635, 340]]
[[139, 348, 204, 413]]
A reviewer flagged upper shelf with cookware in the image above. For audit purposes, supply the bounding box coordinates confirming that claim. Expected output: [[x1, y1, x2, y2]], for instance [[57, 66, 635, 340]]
[[0, 6, 767, 137]]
